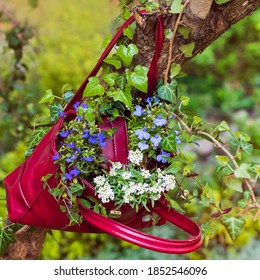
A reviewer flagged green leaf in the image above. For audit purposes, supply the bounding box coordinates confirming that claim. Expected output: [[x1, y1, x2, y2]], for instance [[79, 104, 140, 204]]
[[0, 226, 15, 255], [70, 183, 84, 194], [61, 83, 73, 94], [39, 89, 54, 104], [223, 175, 242, 192], [179, 42, 195, 58], [26, 127, 50, 154], [164, 28, 173, 39], [117, 43, 138, 67], [215, 0, 232, 4], [78, 198, 91, 209], [169, 200, 185, 214], [165, 160, 185, 175], [115, 74, 127, 89], [84, 77, 105, 97], [222, 216, 246, 241], [217, 120, 230, 132], [170, 63, 182, 79], [193, 116, 202, 125], [180, 95, 190, 106], [234, 163, 251, 179], [103, 56, 122, 69], [215, 155, 230, 166], [123, 25, 134, 39], [161, 132, 177, 153], [102, 72, 118, 87], [126, 65, 148, 93], [112, 89, 132, 108], [157, 81, 177, 103], [50, 103, 63, 122], [235, 131, 251, 142], [254, 164, 260, 176], [240, 141, 253, 155], [170, 0, 184, 13], [100, 33, 112, 49], [178, 26, 190, 39], [63, 91, 74, 103], [237, 198, 247, 209]]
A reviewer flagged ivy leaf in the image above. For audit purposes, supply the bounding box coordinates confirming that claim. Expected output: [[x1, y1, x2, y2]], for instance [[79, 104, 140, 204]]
[[39, 89, 54, 104], [161, 132, 177, 153], [179, 42, 195, 58], [112, 89, 132, 108], [170, 0, 184, 13], [240, 141, 253, 155], [157, 81, 177, 103], [126, 65, 148, 93], [117, 43, 138, 67], [234, 163, 251, 179], [180, 95, 190, 106], [217, 120, 230, 132], [103, 56, 122, 69], [26, 127, 50, 155], [102, 72, 118, 87], [169, 199, 185, 214], [50, 103, 63, 122], [222, 216, 246, 241], [84, 77, 105, 97], [63, 91, 74, 103], [223, 175, 242, 192], [178, 26, 190, 39], [123, 25, 134, 39], [170, 63, 182, 79], [235, 131, 251, 142], [215, 155, 229, 167], [0, 226, 15, 255]]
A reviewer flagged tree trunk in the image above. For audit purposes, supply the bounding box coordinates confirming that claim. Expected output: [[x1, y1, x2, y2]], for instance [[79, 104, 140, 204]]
[[3, 0, 259, 259]]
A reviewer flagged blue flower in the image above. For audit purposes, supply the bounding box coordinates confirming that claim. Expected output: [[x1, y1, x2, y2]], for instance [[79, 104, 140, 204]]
[[82, 130, 90, 139], [65, 153, 78, 163], [138, 142, 149, 151], [145, 97, 153, 105], [65, 173, 73, 180], [67, 142, 76, 149], [82, 156, 93, 162], [135, 127, 150, 140], [75, 115, 83, 122], [133, 105, 145, 117], [150, 134, 162, 149], [59, 130, 70, 138], [153, 114, 167, 127], [58, 110, 66, 118], [52, 153, 61, 161], [88, 135, 98, 145], [176, 136, 181, 145], [73, 102, 80, 111], [81, 104, 88, 112], [156, 150, 171, 163], [98, 132, 107, 147], [70, 167, 81, 177]]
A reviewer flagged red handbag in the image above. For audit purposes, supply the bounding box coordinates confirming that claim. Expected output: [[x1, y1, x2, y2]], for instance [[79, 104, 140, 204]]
[[3, 13, 202, 254]]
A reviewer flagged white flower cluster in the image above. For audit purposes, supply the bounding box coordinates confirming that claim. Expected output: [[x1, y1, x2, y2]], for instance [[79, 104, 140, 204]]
[[128, 149, 143, 165], [94, 176, 114, 203]]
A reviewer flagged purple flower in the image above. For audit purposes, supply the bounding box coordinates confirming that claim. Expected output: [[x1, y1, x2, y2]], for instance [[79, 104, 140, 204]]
[[156, 150, 171, 163], [73, 102, 80, 111], [150, 134, 162, 149], [67, 142, 76, 149], [70, 167, 81, 177], [98, 132, 107, 147], [82, 156, 93, 162], [65, 153, 78, 163], [59, 130, 70, 138], [135, 127, 150, 140], [133, 105, 145, 117], [88, 135, 98, 144], [81, 104, 88, 112], [82, 130, 90, 139], [153, 114, 167, 127], [52, 153, 61, 161], [138, 142, 149, 151], [58, 110, 66, 118], [75, 115, 83, 122], [176, 136, 181, 145], [145, 97, 153, 105], [65, 172, 73, 180]]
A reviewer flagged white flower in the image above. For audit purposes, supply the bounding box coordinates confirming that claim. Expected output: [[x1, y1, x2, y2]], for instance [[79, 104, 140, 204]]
[[93, 175, 106, 187], [141, 169, 150, 179], [109, 169, 117, 176], [112, 162, 123, 170], [122, 171, 132, 180], [128, 149, 143, 165], [96, 182, 114, 204]]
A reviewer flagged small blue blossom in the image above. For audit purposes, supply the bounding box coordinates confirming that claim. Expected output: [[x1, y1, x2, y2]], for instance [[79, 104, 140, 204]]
[[133, 105, 145, 117], [150, 134, 162, 149], [88, 135, 98, 145], [135, 127, 150, 140], [82, 130, 90, 139], [65, 173, 73, 180], [73, 102, 80, 111], [156, 150, 171, 163], [59, 130, 70, 138], [154, 97, 160, 104], [153, 114, 167, 127], [138, 142, 149, 151], [70, 167, 81, 177], [82, 156, 94, 162], [75, 115, 83, 122], [58, 110, 66, 118], [67, 142, 76, 149], [98, 132, 107, 147], [145, 97, 153, 105], [52, 153, 61, 161], [176, 136, 181, 145], [81, 104, 88, 112], [65, 154, 78, 163]]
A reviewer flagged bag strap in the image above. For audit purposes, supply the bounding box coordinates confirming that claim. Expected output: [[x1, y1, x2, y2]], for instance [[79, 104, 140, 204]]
[[78, 200, 202, 254], [65, 12, 164, 112]]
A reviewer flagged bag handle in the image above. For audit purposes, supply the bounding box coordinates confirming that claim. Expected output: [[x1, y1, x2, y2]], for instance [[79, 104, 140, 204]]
[[78, 200, 202, 254], [65, 11, 164, 112]]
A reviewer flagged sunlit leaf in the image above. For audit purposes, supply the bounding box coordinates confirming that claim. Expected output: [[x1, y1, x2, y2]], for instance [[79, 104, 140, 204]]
[[126, 65, 148, 93], [222, 216, 246, 241], [39, 89, 54, 104], [117, 43, 138, 67], [223, 175, 242, 192], [179, 42, 195, 58], [84, 77, 105, 97]]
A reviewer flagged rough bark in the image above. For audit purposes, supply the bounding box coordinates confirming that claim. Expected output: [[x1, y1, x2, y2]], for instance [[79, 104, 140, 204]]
[[3, 0, 259, 260]]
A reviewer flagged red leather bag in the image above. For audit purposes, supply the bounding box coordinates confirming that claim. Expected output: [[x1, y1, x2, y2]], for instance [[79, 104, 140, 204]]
[[3, 13, 202, 254]]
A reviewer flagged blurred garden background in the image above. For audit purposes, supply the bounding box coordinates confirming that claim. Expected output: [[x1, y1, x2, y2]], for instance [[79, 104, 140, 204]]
[[0, 0, 259, 260]]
